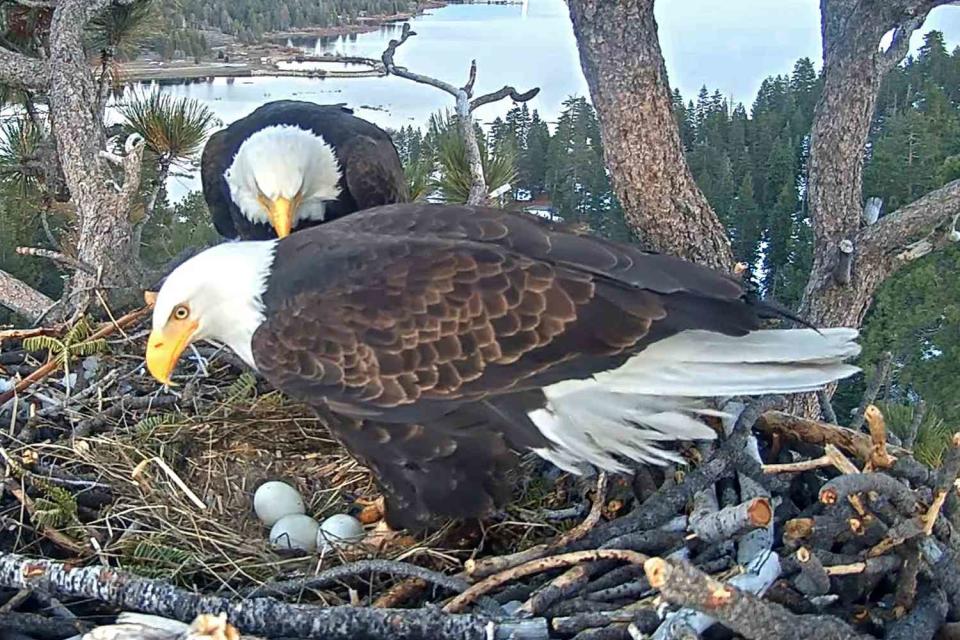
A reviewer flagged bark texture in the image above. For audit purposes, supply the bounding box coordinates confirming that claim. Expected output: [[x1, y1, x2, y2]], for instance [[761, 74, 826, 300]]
[[0, 269, 55, 324], [48, 0, 145, 308], [566, 0, 734, 270]]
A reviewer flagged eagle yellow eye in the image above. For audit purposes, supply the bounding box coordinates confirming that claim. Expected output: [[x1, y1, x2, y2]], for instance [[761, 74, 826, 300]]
[[173, 305, 190, 320]]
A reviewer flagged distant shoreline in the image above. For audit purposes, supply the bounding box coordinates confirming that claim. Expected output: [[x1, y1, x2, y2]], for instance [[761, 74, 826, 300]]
[[122, 0, 450, 84]]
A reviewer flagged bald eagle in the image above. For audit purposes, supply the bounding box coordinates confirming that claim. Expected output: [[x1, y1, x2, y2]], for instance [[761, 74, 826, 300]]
[[146, 203, 859, 529], [201, 101, 408, 240]]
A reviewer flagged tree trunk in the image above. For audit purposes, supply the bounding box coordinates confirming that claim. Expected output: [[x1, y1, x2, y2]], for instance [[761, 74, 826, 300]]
[[566, 0, 733, 270], [47, 0, 145, 311], [790, 0, 959, 414]]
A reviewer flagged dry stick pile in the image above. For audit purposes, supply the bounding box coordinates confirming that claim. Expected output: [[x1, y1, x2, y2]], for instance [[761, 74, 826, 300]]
[[2, 314, 960, 639]]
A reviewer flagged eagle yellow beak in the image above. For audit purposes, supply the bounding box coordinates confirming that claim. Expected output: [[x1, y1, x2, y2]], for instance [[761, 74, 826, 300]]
[[145, 319, 198, 386]]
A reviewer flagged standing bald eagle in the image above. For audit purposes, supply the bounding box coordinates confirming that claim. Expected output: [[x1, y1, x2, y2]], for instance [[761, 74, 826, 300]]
[[146, 203, 860, 529], [201, 101, 408, 240]]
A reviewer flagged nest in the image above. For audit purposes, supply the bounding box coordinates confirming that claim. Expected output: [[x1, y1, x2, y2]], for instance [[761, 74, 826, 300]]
[[5, 310, 960, 640]]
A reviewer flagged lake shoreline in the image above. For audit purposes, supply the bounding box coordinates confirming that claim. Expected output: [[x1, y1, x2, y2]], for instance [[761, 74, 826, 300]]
[[122, 0, 450, 83]]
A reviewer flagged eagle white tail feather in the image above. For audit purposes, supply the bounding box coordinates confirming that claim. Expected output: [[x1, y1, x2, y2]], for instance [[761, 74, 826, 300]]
[[529, 328, 860, 474]]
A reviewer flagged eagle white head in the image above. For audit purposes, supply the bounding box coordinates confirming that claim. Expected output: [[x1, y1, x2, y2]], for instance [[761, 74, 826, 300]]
[[146, 241, 277, 383], [225, 125, 343, 237]]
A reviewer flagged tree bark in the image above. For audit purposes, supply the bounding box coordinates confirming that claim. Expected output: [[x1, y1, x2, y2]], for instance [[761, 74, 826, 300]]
[[43, 0, 145, 310], [0, 48, 50, 90], [0, 270, 55, 324], [566, 0, 733, 270]]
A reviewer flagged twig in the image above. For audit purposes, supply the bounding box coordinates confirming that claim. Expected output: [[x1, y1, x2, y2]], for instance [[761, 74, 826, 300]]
[[132, 456, 207, 510], [863, 405, 895, 471], [3, 481, 87, 555], [792, 547, 829, 596], [445, 550, 648, 614], [243, 560, 470, 599], [470, 86, 539, 111], [867, 516, 925, 557], [902, 400, 926, 450], [0, 611, 90, 638], [762, 444, 859, 475], [16, 247, 96, 275], [72, 394, 177, 437], [817, 389, 838, 424], [466, 472, 608, 579], [819, 472, 919, 515], [0, 304, 152, 406], [644, 556, 872, 640], [757, 411, 908, 462], [821, 555, 900, 576], [689, 497, 772, 543], [924, 433, 960, 535], [848, 352, 892, 432], [886, 586, 947, 640], [893, 544, 921, 616]]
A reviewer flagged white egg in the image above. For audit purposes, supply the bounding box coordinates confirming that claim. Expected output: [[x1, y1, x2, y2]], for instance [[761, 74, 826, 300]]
[[269, 514, 320, 552], [317, 514, 365, 551], [254, 481, 305, 526]]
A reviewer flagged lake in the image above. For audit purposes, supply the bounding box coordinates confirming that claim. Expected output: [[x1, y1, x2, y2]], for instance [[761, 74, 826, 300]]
[[140, 0, 590, 200], [137, 0, 960, 201]]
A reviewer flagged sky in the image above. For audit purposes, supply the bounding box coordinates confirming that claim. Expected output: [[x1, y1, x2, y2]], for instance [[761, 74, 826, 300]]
[[654, 1, 960, 105]]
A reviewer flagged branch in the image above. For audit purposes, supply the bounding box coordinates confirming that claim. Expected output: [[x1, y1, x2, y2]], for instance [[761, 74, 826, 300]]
[[0, 269, 55, 325], [859, 179, 960, 265], [470, 86, 540, 111], [242, 559, 470, 599], [848, 352, 892, 432], [645, 557, 872, 640], [0, 551, 542, 640], [879, 15, 925, 73], [381, 23, 459, 96], [16, 247, 96, 275], [0, 48, 50, 91]]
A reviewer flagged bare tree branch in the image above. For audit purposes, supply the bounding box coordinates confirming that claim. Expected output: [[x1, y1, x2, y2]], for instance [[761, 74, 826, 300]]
[[16, 247, 97, 275], [381, 24, 459, 96], [470, 86, 539, 112], [0, 48, 50, 90], [0, 550, 542, 640], [0, 270, 55, 324], [859, 179, 960, 266], [381, 21, 538, 206]]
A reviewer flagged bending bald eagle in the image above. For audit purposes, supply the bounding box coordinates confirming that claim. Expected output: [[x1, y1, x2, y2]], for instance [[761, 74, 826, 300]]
[[201, 101, 408, 240], [146, 203, 859, 529]]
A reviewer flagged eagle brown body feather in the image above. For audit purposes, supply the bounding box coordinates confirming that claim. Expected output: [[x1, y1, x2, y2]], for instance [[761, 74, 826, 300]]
[[250, 203, 780, 529]]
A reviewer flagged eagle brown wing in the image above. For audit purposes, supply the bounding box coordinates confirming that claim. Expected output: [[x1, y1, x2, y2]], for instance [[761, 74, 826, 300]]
[[337, 134, 410, 210], [252, 208, 771, 527], [200, 128, 239, 238]]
